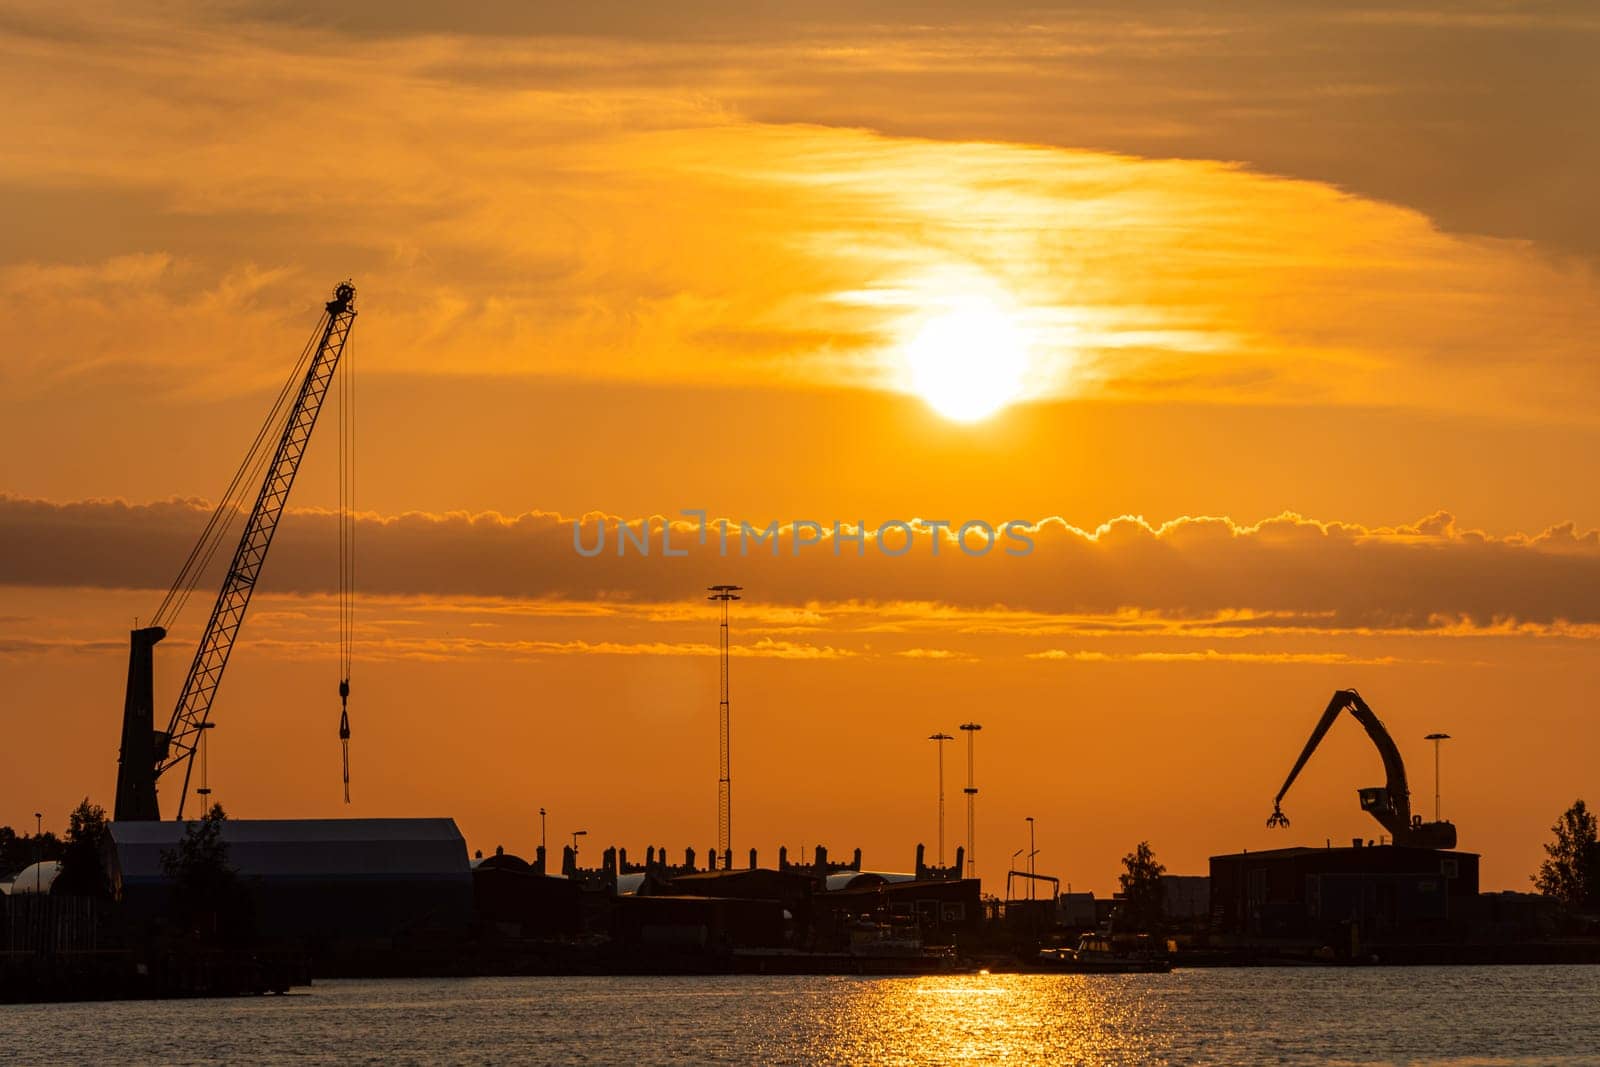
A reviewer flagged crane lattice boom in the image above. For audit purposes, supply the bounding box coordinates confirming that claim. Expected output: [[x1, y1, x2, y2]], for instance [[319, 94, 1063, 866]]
[[114, 281, 357, 821]]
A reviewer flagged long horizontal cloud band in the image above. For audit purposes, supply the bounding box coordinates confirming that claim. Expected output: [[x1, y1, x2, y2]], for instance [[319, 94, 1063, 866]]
[[4, 496, 1598, 629]]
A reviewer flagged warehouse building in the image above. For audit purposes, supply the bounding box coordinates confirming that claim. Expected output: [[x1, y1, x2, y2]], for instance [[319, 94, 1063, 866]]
[[108, 817, 473, 948], [472, 850, 583, 939], [812, 877, 982, 950]]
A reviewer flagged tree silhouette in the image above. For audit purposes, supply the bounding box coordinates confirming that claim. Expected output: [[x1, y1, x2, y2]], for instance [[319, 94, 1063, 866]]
[[0, 825, 64, 880], [54, 797, 111, 897], [1533, 799, 1598, 910], [160, 802, 252, 942], [1118, 840, 1166, 933]]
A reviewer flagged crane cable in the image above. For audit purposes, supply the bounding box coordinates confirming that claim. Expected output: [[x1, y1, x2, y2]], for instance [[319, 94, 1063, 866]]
[[337, 330, 355, 803]]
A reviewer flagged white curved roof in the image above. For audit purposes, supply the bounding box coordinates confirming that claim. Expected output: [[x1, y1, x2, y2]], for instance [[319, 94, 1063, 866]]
[[824, 870, 918, 891], [825, 871, 870, 891], [7, 860, 62, 894]]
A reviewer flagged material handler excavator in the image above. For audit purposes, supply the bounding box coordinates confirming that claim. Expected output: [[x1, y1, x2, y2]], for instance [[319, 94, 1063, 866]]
[[1266, 689, 1456, 849]]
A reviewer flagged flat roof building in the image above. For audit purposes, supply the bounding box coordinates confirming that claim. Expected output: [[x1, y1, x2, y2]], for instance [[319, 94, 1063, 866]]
[[1210, 844, 1479, 942]]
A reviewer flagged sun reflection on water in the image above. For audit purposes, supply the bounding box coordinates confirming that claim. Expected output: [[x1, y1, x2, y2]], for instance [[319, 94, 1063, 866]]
[[783, 975, 1176, 1066], [12, 968, 1599, 1065]]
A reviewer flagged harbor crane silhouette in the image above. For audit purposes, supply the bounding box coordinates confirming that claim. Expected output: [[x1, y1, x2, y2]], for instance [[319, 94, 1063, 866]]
[[1267, 689, 1457, 849], [114, 282, 359, 821]]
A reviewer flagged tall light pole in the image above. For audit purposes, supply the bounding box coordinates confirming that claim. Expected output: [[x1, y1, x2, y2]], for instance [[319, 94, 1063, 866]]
[[960, 722, 982, 879], [708, 585, 743, 863], [539, 807, 547, 855], [1425, 733, 1452, 821], [571, 828, 588, 858], [34, 812, 42, 894], [1026, 815, 1037, 901], [929, 732, 953, 867]]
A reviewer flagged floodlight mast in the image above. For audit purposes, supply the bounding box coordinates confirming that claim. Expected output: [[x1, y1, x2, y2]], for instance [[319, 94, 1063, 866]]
[[960, 722, 983, 878], [708, 585, 743, 862], [929, 732, 954, 866]]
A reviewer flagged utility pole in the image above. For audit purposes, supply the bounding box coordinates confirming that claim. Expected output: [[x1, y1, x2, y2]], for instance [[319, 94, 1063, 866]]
[[34, 812, 42, 894], [960, 722, 982, 879], [929, 732, 953, 867], [539, 807, 547, 854], [708, 585, 742, 862], [1425, 732, 1452, 821]]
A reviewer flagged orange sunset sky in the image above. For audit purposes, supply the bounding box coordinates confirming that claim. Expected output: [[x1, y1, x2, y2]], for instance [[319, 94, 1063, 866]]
[[2, 2, 1598, 894]]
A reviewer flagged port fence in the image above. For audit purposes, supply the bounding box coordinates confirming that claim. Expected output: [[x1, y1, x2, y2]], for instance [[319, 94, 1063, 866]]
[[1, 894, 104, 955]]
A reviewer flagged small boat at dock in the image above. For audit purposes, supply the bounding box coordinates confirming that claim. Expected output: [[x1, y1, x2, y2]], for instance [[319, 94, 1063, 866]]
[[1033, 933, 1173, 974]]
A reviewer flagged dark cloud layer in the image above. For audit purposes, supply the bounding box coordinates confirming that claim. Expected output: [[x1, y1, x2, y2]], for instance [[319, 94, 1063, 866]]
[[5, 495, 1599, 631]]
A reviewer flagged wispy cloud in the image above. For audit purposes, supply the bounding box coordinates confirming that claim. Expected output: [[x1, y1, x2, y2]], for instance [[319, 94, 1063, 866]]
[[2, 3, 1598, 417], [0, 636, 124, 656], [236, 635, 852, 663], [1026, 648, 1429, 666]]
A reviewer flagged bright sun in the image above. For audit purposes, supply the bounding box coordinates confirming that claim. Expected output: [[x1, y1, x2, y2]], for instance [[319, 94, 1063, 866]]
[[903, 299, 1031, 422]]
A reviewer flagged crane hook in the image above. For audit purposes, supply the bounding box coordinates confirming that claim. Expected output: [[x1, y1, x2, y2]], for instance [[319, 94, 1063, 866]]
[[338, 677, 351, 803], [1266, 805, 1290, 829]]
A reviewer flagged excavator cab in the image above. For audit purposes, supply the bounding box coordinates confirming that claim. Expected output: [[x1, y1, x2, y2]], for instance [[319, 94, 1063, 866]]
[[1357, 787, 1396, 817]]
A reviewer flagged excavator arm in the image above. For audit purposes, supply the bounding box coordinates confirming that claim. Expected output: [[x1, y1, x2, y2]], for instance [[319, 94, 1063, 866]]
[[1266, 689, 1456, 849]]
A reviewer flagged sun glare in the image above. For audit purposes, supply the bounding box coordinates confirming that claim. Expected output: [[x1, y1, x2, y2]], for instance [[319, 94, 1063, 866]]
[[903, 299, 1031, 422]]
